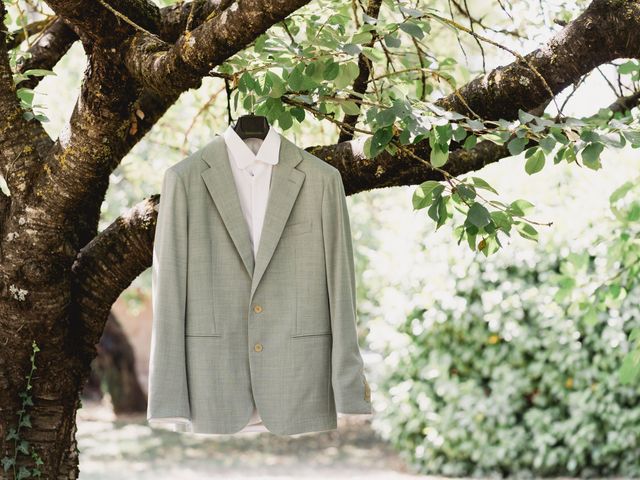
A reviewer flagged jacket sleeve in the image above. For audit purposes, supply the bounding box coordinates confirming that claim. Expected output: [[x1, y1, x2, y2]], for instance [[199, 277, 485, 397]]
[[322, 168, 372, 414], [147, 168, 192, 425]]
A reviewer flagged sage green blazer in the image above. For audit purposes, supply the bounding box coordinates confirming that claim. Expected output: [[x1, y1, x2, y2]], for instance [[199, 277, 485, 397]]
[[147, 133, 372, 436]]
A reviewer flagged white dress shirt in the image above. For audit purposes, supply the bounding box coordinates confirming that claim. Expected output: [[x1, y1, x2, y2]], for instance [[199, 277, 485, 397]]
[[149, 124, 369, 435]]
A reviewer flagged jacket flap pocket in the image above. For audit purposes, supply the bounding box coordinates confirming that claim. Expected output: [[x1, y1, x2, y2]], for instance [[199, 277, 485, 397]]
[[185, 307, 220, 336]]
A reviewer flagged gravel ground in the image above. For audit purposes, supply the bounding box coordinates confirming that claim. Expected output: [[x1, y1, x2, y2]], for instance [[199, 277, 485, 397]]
[[76, 398, 426, 480]]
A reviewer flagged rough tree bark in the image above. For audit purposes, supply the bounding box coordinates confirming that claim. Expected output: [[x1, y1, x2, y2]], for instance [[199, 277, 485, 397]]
[[0, 0, 639, 477]]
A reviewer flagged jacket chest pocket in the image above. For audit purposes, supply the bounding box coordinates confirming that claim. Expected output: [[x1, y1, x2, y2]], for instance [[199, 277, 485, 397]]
[[185, 298, 220, 336], [281, 219, 312, 238]]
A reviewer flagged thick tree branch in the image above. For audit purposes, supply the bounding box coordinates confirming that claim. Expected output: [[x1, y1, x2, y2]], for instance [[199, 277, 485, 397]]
[[158, 0, 233, 42], [43, 0, 161, 46], [609, 90, 640, 114], [30, 47, 139, 229], [309, 135, 511, 195], [436, 0, 640, 120], [123, 0, 311, 97], [71, 194, 157, 353], [0, 3, 49, 199], [15, 17, 78, 91], [6, 18, 54, 50]]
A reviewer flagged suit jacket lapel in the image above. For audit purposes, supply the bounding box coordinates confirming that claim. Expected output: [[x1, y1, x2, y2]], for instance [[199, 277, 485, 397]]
[[199, 134, 305, 295], [200, 136, 255, 279], [250, 135, 304, 300]]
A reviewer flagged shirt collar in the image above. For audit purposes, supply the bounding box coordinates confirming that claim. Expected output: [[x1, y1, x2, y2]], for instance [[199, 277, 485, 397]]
[[223, 123, 280, 170]]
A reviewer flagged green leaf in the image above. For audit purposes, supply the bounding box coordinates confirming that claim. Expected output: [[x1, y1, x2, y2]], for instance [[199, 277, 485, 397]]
[[436, 196, 449, 229], [16, 465, 31, 480], [490, 211, 512, 233], [17, 440, 29, 455], [539, 135, 556, 154], [622, 130, 640, 147], [370, 126, 393, 157], [323, 61, 340, 81], [467, 202, 491, 228], [479, 235, 500, 257], [463, 134, 477, 150], [399, 5, 423, 16], [580, 142, 605, 170], [412, 181, 443, 210], [479, 133, 504, 144], [334, 61, 360, 89], [341, 100, 361, 116], [515, 221, 538, 241], [452, 125, 467, 142], [351, 31, 373, 44], [362, 46, 385, 62], [287, 64, 305, 91], [399, 21, 424, 39], [17, 88, 34, 105], [276, 110, 293, 129], [430, 146, 448, 168], [23, 68, 56, 77], [619, 351, 640, 384], [465, 119, 485, 131], [265, 71, 285, 98], [554, 145, 568, 164], [456, 184, 476, 201], [470, 176, 498, 194], [518, 109, 536, 124], [563, 144, 577, 164], [383, 33, 402, 48], [610, 181, 634, 204], [507, 137, 527, 156], [19, 414, 31, 428], [290, 107, 305, 122], [618, 60, 639, 75], [427, 195, 442, 223], [376, 107, 397, 127], [583, 306, 599, 327], [509, 199, 535, 216], [428, 124, 452, 168], [525, 147, 545, 175], [2, 456, 15, 472]]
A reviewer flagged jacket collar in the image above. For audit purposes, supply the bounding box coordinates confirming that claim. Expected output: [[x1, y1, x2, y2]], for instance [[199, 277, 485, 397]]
[[223, 124, 280, 169], [200, 131, 305, 301]]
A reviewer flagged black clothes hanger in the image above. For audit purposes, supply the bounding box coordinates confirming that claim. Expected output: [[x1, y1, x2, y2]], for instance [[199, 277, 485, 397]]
[[233, 94, 270, 140], [233, 113, 270, 140]]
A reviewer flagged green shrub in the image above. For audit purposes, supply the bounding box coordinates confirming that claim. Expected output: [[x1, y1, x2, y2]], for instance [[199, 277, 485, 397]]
[[372, 235, 640, 477]]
